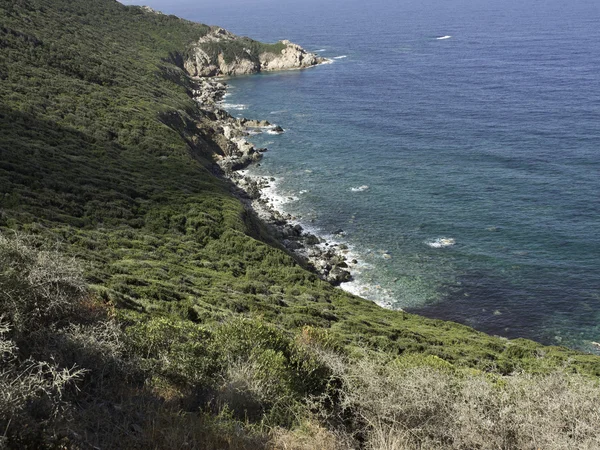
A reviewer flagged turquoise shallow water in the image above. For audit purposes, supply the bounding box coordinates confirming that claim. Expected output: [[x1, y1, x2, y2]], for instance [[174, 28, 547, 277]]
[[139, 0, 600, 352]]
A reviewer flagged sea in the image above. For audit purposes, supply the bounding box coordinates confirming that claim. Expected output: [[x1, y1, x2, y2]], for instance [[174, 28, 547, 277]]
[[137, 0, 600, 352]]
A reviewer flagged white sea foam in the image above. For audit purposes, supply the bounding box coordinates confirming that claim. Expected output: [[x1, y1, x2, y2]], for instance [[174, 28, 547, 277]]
[[436, 35, 452, 40], [270, 110, 288, 114], [333, 55, 347, 59], [341, 276, 395, 309], [246, 169, 397, 312], [426, 237, 456, 248], [299, 190, 309, 194], [266, 129, 285, 135], [350, 185, 369, 192], [315, 49, 326, 52], [259, 177, 290, 210], [221, 103, 248, 110]]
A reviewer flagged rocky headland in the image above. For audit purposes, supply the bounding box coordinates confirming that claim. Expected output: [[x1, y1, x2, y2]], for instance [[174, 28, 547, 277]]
[[185, 27, 328, 77], [184, 47, 353, 285]]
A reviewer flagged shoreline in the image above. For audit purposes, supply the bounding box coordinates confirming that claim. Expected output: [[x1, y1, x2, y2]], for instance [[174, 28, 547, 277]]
[[193, 75, 356, 286]]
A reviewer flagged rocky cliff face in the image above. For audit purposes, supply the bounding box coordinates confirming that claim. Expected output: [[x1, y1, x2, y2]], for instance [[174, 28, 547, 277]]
[[258, 40, 323, 71], [184, 28, 326, 77]]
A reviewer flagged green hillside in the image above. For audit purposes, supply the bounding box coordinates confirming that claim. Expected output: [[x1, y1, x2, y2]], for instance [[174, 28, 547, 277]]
[[1, 1, 599, 448]]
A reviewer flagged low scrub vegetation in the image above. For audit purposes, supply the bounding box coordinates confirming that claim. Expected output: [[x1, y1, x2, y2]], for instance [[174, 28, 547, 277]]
[[2, 234, 600, 449], [314, 351, 600, 449], [200, 39, 287, 65]]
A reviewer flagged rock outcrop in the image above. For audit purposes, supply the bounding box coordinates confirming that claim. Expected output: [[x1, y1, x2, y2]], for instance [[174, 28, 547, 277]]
[[184, 27, 327, 77], [258, 40, 323, 71]]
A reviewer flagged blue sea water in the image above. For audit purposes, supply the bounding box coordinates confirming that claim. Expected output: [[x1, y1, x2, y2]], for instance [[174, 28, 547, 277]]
[[142, 0, 600, 351]]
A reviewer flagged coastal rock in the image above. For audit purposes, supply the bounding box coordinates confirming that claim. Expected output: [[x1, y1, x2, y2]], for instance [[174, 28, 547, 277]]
[[328, 255, 346, 266], [191, 79, 229, 109], [184, 47, 221, 77], [217, 135, 263, 172], [185, 28, 326, 77], [222, 125, 245, 139], [242, 119, 271, 128], [305, 234, 320, 246], [283, 240, 304, 250], [140, 6, 164, 15], [217, 53, 260, 76], [259, 40, 323, 71], [327, 267, 352, 285], [315, 260, 332, 272]]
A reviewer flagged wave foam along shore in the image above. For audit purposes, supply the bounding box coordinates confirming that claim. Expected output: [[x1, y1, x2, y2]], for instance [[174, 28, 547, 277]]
[[221, 103, 248, 110]]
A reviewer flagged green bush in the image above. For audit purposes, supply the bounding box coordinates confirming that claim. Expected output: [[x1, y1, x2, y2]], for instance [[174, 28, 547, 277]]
[[126, 316, 218, 385], [199, 38, 287, 65]]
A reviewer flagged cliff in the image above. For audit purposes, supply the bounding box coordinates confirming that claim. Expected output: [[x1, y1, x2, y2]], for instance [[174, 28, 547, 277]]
[[184, 27, 327, 76]]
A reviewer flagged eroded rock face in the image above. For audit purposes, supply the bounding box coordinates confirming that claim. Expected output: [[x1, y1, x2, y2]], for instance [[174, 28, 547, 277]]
[[185, 28, 326, 77], [216, 53, 260, 76], [259, 40, 322, 71], [184, 48, 220, 77]]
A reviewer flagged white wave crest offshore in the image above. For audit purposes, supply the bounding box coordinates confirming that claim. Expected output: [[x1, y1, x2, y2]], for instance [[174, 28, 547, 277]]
[[350, 185, 369, 192], [426, 237, 456, 248], [333, 55, 347, 59], [436, 35, 452, 40]]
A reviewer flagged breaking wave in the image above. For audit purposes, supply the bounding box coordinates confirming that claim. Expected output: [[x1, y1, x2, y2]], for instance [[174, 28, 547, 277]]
[[426, 237, 456, 248]]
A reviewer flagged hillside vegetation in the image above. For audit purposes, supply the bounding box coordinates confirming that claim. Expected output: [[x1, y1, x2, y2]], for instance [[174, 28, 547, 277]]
[[1, 0, 600, 448]]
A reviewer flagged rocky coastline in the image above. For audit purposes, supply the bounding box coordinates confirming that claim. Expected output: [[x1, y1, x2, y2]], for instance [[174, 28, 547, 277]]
[[190, 75, 354, 286]]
